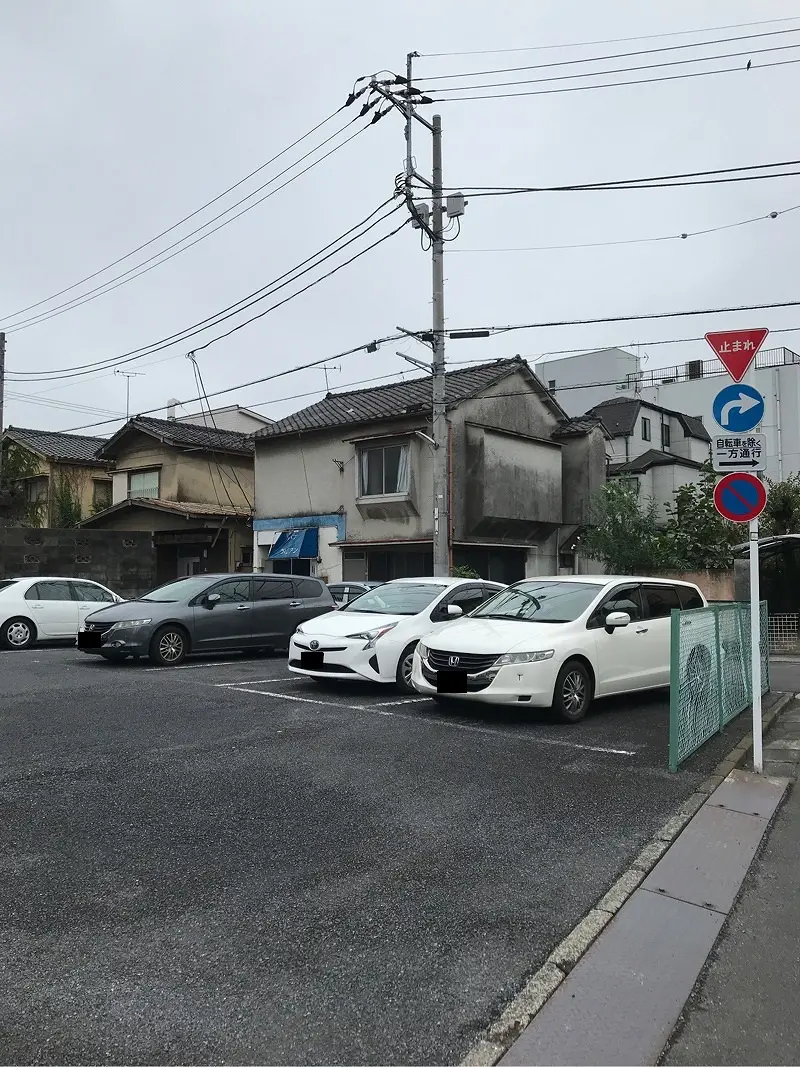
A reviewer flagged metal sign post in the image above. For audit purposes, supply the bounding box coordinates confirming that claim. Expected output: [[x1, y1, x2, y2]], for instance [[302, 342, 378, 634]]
[[708, 329, 769, 774]]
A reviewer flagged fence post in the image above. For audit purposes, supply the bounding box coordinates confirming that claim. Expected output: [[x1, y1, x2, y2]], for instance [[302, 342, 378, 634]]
[[761, 601, 770, 694], [669, 607, 680, 773], [714, 604, 724, 730], [736, 603, 751, 703]]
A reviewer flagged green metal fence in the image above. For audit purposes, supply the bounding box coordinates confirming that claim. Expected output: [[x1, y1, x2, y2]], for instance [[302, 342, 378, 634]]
[[669, 601, 770, 772]]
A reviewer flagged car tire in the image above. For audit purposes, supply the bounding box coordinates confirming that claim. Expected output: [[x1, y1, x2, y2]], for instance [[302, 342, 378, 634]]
[[552, 659, 594, 723], [395, 642, 418, 693], [0, 617, 36, 651], [148, 625, 189, 667]]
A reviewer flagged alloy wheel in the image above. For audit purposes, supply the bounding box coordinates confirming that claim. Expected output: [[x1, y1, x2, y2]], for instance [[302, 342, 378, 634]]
[[401, 651, 415, 689], [159, 631, 184, 663], [562, 669, 587, 715]]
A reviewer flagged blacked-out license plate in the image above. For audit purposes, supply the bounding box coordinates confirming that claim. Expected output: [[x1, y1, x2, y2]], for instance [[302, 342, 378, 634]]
[[78, 631, 102, 648], [437, 670, 468, 693], [301, 650, 324, 669]]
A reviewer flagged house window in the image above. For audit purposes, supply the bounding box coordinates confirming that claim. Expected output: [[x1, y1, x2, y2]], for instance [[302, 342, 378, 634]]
[[92, 480, 111, 511], [661, 423, 671, 449], [26, 477, 49, 503], [358, 443, 410, 497], [641, 417, 651, 442], [548, 379, 556, 391], [128, 469, 160, 499]]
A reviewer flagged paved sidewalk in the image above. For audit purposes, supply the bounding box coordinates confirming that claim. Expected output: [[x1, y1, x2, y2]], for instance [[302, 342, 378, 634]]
[[662, 780, 800, 1066]]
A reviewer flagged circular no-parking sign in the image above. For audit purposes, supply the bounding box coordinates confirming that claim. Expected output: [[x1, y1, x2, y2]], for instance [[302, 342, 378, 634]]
[[713, 472, 767, 523]]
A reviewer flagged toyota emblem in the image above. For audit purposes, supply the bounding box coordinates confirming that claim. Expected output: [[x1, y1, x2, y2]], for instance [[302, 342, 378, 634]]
[[310, 640, 320, 650], [448, 655, 460, 667]]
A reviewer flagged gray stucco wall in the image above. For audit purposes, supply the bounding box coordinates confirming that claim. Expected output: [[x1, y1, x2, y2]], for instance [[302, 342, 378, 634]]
[[560, 428, 608, 525]]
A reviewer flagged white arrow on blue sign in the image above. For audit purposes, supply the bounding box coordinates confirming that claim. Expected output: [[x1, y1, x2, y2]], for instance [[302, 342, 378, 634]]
[[712, 382, 765, 433]]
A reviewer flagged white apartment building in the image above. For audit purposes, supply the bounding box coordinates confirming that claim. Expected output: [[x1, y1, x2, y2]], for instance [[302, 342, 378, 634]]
[[537, 345, 800, 481]]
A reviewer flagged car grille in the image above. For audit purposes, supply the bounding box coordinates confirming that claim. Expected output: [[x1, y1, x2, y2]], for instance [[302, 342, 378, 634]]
[[294, 642, 347, 653], [426, 649, 499, 673], [289, 659, 355, 674], [85, 621, 114, 636], [420, 660, 495, 692]]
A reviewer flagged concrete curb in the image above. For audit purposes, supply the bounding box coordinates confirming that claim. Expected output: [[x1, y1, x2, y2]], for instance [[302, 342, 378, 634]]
[[459, 691, 795, 1067]]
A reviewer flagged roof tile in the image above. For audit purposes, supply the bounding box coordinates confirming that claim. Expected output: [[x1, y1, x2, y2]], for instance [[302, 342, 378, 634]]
[[3, 426, 108, 464]]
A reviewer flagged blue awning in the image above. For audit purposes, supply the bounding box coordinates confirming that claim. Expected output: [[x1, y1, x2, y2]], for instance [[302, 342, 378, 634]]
[[268, 528, 319, 560]]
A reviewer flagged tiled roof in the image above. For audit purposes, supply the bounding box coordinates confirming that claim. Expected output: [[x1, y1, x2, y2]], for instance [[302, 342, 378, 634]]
[[608, 449, 705, 475], [99, 415, 255, 457], [588, 397, 710, 442], [80, 497, 252, 526], [552, 415, 607, 439], [3, 426, 108, 464], [256, 358, 548, 440]]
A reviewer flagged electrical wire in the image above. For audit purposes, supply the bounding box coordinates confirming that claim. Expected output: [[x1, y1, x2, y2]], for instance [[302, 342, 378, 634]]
[[418, 25, 800, 78], [6, 198, 404, 381], [0, 104, 354, 325], [417, 16, 800, 57], [416, 39, 800, 93], [450, 204, 799, 253], [3, 116, 375, 333], [427, 55, 800, 102], [188, 352, 254, 510]]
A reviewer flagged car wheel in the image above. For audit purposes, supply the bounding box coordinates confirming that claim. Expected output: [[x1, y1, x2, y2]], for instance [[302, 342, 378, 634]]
[[552, 659, 594, 723], [148, 625, 189, 667], [0, 617, 36, 651], [395, 642, 418, 693]]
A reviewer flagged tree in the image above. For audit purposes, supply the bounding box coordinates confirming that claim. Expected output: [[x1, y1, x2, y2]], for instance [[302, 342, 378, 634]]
[[582, 478, 673, 573], [452, 564, 480, 579], [0, 442, 46, 526], [52, 473, 83, 527], [662, 463, 740, 571], [762, 472, 800, 536]]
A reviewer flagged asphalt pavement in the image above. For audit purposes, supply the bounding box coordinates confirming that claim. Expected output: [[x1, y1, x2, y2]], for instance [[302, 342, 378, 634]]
[[0, 646, 757, 1065]]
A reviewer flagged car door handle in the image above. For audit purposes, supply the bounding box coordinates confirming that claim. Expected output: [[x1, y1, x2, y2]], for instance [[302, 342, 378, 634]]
[[236, 605, 250, 611], [289, 600, 302, 607], [635, 627, 649, 634]]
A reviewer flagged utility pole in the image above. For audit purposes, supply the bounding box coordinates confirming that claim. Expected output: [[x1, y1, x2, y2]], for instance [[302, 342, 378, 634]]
[[430, 114, 448, 577], [0, 332, 6, 482], [114, 368, 144, 420]]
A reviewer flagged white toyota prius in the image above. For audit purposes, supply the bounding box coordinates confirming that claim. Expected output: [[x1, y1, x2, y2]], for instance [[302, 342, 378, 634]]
[[410, 575, 706, 721], [288, 577, 506, 692]]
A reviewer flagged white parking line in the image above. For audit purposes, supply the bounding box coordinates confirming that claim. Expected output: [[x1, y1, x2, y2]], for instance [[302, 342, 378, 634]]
[[144, 660, 277, 673], [373, 697, 431, 706], [221, 686, 636, 756], [216, 677, 302, 687]]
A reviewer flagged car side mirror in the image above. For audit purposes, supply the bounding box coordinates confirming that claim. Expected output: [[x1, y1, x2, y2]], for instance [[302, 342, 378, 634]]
[[605, 610, 631, 633], [205, 592, 221, 608], [446, 604, 463, 617]]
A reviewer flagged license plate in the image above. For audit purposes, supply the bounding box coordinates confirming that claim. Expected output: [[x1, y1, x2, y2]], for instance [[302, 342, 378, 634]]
[[300, 650, 324, 669], [437, 670, 467, 693], [78, 631, 101, 648]]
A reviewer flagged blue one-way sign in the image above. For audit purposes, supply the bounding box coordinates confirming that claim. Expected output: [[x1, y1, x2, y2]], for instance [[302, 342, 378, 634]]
[[712, 382, 765, 433]]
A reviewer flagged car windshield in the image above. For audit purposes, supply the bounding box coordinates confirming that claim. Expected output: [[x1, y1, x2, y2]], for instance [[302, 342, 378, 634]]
[[0, 579, 20, 596], [341, 582, 446, 616], [471, 581, 600, 623], [138, 576, 217, 603]]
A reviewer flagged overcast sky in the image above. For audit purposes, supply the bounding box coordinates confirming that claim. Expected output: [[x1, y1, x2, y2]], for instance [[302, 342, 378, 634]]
[[2, 0, 799, 435]]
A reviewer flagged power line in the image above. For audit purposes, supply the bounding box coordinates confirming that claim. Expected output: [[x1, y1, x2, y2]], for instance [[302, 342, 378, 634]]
[[417, 39, 800, 93], [3, 115, 377, 333], [418, 25, 800, 79], [6, 199, 404, 381], [417, 16, 800, 58], [0, 104, 354, 325], [427, 55, 800, 102], [450, 203, 799, 253]]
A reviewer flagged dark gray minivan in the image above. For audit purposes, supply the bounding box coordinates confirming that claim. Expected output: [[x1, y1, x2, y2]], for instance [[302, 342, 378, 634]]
[[77, 573, 334, 666]]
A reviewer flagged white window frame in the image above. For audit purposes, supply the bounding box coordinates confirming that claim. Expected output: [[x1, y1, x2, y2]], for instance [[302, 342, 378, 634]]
[[127, 469, 160, 499], [356, 441, 411, 499]]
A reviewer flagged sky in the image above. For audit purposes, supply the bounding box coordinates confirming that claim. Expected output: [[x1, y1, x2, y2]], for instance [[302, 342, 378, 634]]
[[1, 0, 799, 437]]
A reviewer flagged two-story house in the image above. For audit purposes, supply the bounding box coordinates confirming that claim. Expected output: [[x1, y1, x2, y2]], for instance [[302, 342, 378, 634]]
[[0, 426, 112, 526], [587, 396, 711, 516], [252, 357, 608, 584], [80, 415, 255, 583]]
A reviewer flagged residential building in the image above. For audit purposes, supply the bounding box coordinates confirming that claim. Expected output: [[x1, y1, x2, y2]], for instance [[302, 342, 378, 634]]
[[587, 396, 711, 517], [173, 403, 273, 434], [537, 345, 800, 481], [252, 357, 608, 584], [0, 426, 112, 526], [80, 415, 254, 583]]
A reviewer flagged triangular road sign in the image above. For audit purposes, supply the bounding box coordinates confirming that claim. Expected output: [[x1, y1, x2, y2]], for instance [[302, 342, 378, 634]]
[[704, 328, 769, 382]]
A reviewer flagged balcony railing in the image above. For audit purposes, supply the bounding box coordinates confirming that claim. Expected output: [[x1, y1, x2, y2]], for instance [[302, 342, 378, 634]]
[[127, 486, 159, 499], [619, 347, 800, 389]]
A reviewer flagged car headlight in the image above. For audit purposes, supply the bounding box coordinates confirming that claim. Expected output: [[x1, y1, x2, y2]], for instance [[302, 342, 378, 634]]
[[346, 622, 398, 649], [417, 640, 430, 659], [295, 624, 305, 635], [110, 619, 152, 629], [495, 650, 555, 666]]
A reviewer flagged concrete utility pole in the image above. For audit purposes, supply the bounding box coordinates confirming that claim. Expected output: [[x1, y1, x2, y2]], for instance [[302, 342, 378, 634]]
[[430, 114, 448, 577]]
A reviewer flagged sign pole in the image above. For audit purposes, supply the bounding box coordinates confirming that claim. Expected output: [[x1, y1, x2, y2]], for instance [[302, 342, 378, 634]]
[[750, 515, 763, 772]]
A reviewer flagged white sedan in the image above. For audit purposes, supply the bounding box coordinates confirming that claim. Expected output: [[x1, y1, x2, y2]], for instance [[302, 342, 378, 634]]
[[0, 576, 124, 651], [289, 577, 505, 692], [411, 575, 707, 721]]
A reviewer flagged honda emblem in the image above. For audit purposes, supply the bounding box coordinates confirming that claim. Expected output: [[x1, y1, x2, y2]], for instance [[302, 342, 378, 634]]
[[448, 655, 460, 667]]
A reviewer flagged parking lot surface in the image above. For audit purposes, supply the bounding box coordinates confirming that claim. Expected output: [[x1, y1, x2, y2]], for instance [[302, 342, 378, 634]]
[[0, 646, 753, 1065]]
